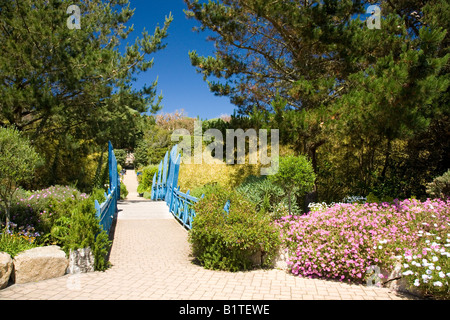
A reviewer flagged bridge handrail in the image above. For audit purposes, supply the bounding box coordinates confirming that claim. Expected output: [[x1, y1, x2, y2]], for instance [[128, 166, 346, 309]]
[[170, 187, 199, 229], [94, 141, 120, 235]]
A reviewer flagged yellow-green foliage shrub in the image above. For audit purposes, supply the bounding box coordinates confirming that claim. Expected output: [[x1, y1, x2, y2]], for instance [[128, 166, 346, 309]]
[[178, 163, 261, 192]]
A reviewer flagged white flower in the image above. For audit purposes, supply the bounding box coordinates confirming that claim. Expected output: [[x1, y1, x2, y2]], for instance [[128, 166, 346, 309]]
[[446, 273, 450, 278], [436, 266, 441, 271], [429, 265, 435, 271], [414, 279, 420, 286], [432, 256, 439, 262], [439, 272, 445, 278], [403, 263, 409, 268], [426, 269, 432, 275], [378, 245, 383, 249], [402, 270, 414, 276], [433, 281, 443, 287], [436, 236, 441, 240], [422, 274, 429, 280], [425, 240, 430, 244]]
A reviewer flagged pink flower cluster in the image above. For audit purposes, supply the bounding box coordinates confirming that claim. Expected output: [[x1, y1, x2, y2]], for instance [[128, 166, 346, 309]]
[[276, 198, 450, 284]]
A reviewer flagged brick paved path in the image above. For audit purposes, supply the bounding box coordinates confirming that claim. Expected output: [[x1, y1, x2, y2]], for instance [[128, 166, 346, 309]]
[[0, 170, 416, 300]]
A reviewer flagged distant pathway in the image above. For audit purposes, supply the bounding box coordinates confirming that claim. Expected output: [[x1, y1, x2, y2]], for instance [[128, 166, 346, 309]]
[[0, 170, 416, 300]]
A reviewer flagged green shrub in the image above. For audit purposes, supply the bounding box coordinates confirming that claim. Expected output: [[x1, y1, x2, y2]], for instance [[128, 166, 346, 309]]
[[366, 192, 394, 204], [427, 170, 450, 199], [49, 197, 111, 271], [137, 165, 159, 194], [190, 182, 220, 198], [5, 186, 111, 271], [90, 187, 107, 204], [268, 155, 316, 214], [236, 175, 300, 218], [189, 186, 280, 272], [114, 149, 127, 168], [143, 191, 152, 199], [119, 182, 128, 200], [0, 126, 41, 229]]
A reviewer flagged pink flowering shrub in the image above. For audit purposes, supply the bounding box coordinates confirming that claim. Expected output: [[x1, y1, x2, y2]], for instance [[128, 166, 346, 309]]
[[276, 198, 450, 298], [4, 186, 88, 235]]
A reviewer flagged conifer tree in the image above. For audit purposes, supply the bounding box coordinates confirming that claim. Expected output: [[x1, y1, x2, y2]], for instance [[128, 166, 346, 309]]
[[0, 0, 172, 188], [184, 0, 449, 200]]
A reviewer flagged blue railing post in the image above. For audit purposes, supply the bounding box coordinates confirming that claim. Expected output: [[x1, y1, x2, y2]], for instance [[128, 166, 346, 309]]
[[151, 173, 157, 200], [162, 151, 168, 200]]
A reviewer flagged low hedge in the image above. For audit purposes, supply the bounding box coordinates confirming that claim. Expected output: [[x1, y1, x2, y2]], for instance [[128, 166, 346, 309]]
[[189, 185, 280, 272]]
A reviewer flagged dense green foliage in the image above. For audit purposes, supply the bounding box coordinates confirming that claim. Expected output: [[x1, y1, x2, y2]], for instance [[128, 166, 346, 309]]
[[189, 185, 280, 271], [185, 0, 450, 203], [0, 0, 172, 191], [427, 170, 450, 199], [0, 127, 41, 228], [49, 197, 111, 271], [236, 175, 300, 218], [2, 186, 111, 270], [268, 155, 316, 214], [137, 165, 159, 194]]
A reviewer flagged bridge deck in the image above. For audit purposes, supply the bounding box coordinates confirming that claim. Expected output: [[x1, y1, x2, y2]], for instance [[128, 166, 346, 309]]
[[0, 170, 413, 300]]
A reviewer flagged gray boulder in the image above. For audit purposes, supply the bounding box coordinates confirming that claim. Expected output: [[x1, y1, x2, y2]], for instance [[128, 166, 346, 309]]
[[67, 247, 95, 274]]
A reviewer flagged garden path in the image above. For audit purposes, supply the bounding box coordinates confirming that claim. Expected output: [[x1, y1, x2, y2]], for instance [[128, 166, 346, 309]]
[[0, 170, 416, 300]]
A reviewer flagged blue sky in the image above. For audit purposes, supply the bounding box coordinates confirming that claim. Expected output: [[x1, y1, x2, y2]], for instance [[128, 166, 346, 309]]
[[125, 0, 236, 120]]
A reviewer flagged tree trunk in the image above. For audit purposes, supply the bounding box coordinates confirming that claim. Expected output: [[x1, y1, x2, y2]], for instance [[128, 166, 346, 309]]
[[304, 143, 322, 213], [304, 187, 317, 214], [381, 138, 392, 178], [288, 190, 292, 215], [5, 205, 10, 231]]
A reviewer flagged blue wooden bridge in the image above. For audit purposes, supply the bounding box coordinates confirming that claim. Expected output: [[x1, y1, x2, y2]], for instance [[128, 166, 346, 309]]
[[94, 143, 229, 234], [150, 144, 230, 230]]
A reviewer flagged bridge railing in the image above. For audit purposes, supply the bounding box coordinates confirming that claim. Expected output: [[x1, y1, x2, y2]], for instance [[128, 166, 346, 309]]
[[95, 141, 120, 235], [151, 144, 230, 230], [170, 188, 201, 229]]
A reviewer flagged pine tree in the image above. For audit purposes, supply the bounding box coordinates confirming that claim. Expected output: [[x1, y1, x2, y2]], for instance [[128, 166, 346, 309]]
[[0, 0, 173, 188]]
